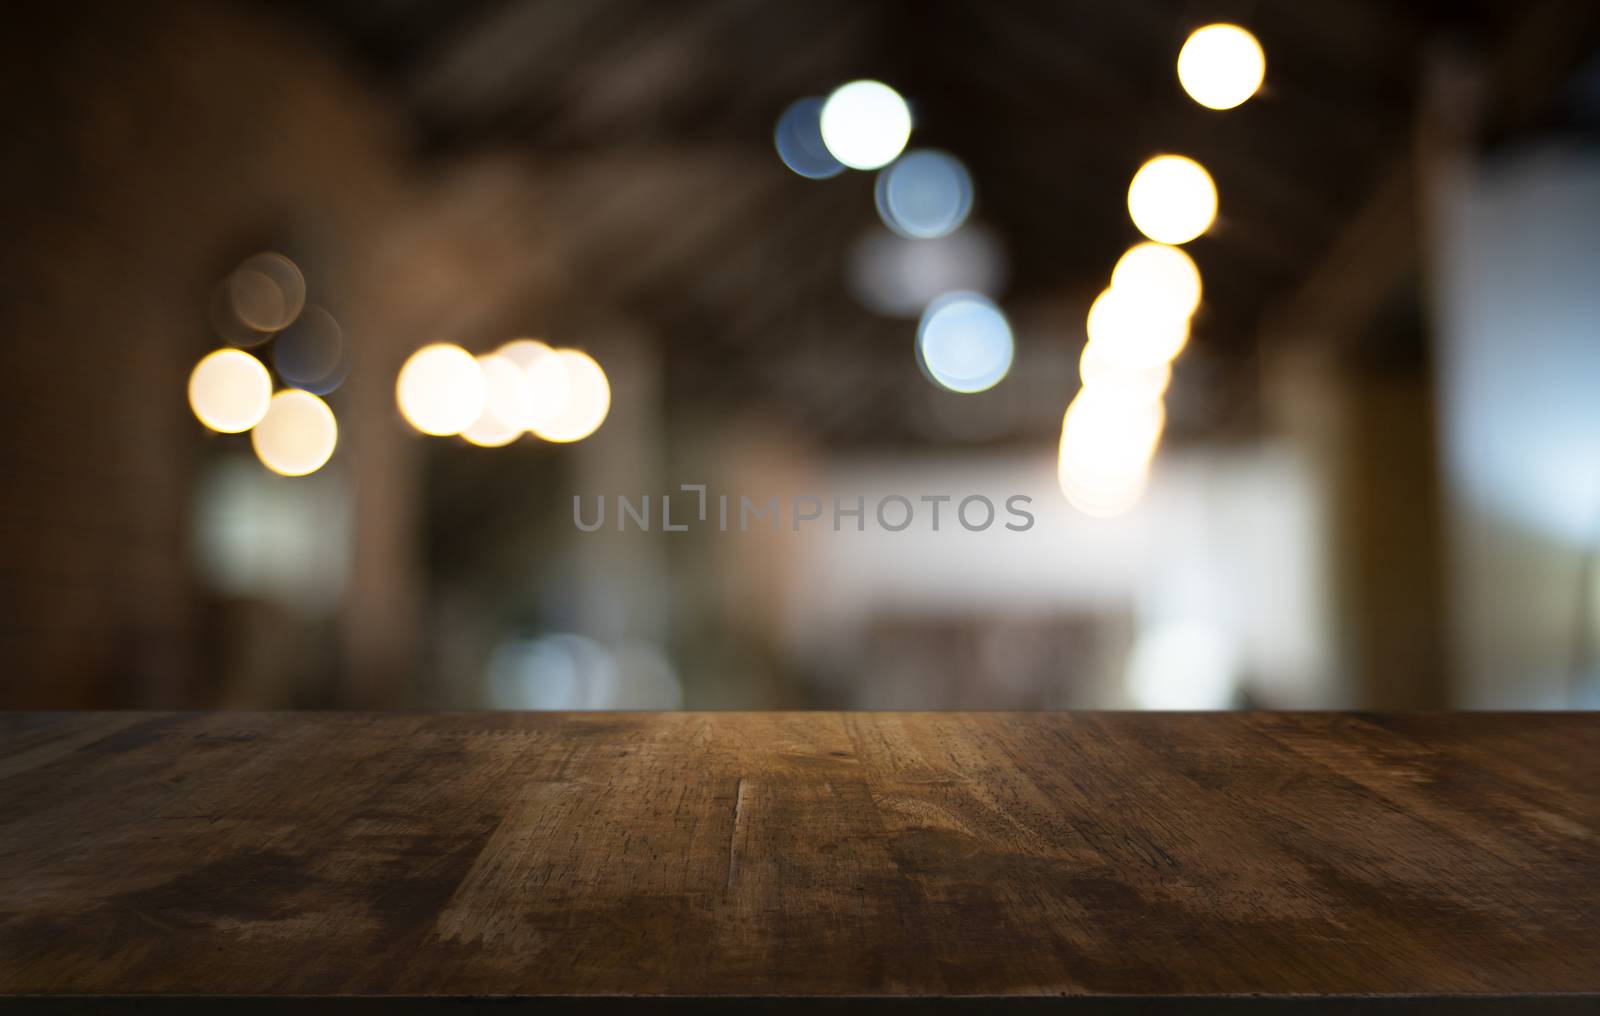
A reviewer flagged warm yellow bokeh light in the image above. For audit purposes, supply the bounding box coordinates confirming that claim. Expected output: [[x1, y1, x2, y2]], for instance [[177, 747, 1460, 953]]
[[1127, 155, 1217, 245], [462, 354, 532, 447], [461, 413, 522, 448], [531, 350, 610, 443], [396, 343, 486, 437], [1111, 241, 1202, 318], [1086, 287, 1190, 369], [188, 348, 272, 433], [251, 389, 337, 476], [1058, 455, 1150, 518], [480, 354, 535, 430], [1080, 340, 1172, 403], [494, 339, 571, 435], [494, 339, 554, 373], [523, 350, 571, 434], [1057, 388, 1165, 518], [1178, 24, 1265, 111], [1060, 388, 1165, 479]]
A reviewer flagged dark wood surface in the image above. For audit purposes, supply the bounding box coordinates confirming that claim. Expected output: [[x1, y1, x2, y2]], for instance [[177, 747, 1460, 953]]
[[0, 712, 1597, 1010]]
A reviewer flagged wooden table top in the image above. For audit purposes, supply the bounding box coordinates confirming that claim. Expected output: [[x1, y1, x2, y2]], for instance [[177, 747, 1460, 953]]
[[0, 711, 1596, 1012]]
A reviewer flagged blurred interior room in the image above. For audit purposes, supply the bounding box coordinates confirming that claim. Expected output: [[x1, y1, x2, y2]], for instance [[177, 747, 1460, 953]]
[[3, 0, 1600, 715]]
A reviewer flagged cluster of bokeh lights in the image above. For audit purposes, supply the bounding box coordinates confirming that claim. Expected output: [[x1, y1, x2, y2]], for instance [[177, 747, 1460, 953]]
[[396, 340, 610, 446], [779, 26, 1265, 511], [1060, 23, 1263, 517], [777, 80, 1012, 397], [189, 251, 612, 475], [187, 253, 341, 477]]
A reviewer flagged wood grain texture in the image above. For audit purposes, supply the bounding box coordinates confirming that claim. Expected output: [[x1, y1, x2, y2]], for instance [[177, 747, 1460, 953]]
[[0, 712, 1596, 1005]]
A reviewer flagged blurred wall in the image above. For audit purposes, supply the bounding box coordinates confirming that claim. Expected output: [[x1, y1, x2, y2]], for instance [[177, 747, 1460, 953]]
[[1433, 142, 1600, 707], [781, 447, 1333, 709]]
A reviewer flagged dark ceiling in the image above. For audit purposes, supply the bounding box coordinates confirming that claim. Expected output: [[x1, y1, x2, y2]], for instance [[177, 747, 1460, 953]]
[[265, 0, 1525, 447]]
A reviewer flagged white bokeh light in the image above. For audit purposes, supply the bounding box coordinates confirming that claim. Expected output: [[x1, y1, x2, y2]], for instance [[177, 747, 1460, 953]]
[[396, 343, 486, 437], [1177, 24, 1266, 111], [819, 80, 912, 171], [1127, 155, 1217, 245], [916, 292, 1014, 394]]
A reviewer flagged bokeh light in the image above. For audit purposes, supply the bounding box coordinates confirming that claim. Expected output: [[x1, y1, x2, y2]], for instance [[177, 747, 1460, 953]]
[[272, 305, 347, 394], [1057, 387, 1166, 518], [494, 338, 552, 373], [875, 149, 973, 239], [1127, 155, 1217, 245], [251, 389, 337, 477], [396, 343, 487, 437], [1080, 341, 1172, 403], [187, 348, 272, 433], [819, 80, 912, 171], [523, 351, 571, 434], [1177, 24, 1266, 111], [461, 412, 521, 448], [1111, 241, 1202, 318], [495, 339, 570, 435], [530, 349, 609, 443], [1060, 388, 1165, 477], [1085, 286, 1190, 369], [462, 354, 533, 447], [209, 279, 271, 347], [227, 252, 305, 333], [1058, 457, 1150, 518], [916, 292, 1014, 394], [774, 97, 846, 180]]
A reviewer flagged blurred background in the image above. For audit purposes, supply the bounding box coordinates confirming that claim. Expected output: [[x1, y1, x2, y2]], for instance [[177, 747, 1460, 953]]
[[2, 0, 1599, 712]]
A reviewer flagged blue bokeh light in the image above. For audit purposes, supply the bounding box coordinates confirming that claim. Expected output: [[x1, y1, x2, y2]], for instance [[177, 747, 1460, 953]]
[[774, 97, 846, 180], [272, 305, 348, 395], [916, 292, 1014, 393], [875, 149, 973, 239]]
